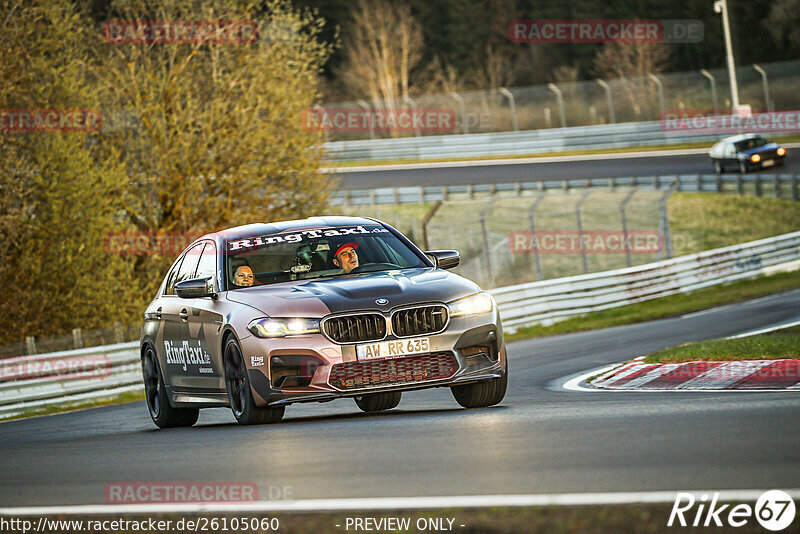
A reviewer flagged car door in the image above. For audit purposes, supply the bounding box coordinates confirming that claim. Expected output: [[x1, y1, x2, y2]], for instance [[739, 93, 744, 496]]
[[724, 142, 737, 167], [160, 242, 204, 389], [180, 240, 226, 393]]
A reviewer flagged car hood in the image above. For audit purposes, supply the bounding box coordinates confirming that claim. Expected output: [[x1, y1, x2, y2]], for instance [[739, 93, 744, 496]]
[[224, 267, 481, 316], [740, 142, 780, 156]]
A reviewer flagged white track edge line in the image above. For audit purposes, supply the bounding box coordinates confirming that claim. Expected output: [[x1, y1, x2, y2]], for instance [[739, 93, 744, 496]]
[[4, 490, 800, 515]]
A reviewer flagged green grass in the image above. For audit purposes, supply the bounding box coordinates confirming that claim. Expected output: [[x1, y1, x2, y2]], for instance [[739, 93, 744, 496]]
[[642, 325, 800, 364], [2, 389, 144, 422], [507, 269, 800, 341]]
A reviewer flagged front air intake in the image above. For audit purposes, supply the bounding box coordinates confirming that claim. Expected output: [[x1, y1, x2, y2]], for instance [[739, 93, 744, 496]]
[[322, 313, 386, 343], [391, 305, 448, 337]]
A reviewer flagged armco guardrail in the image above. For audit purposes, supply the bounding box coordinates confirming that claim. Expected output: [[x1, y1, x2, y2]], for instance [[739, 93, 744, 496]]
[[3, 231, 799, 419], [323, 120, 799, 162], [332, 173, 800, 205], [490, 230, 800, 330], [0, 342, 140, 420]]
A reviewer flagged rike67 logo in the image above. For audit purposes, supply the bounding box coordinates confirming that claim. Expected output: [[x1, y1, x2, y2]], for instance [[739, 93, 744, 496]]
[[668, 490, 796, 531]]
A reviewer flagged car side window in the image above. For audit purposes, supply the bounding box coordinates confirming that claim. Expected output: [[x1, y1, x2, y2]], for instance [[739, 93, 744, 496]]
[[164, 256, 185, 296], [725, 143, 736, 157], [194, 241, 217, 284], [174, 243, 204, 288]]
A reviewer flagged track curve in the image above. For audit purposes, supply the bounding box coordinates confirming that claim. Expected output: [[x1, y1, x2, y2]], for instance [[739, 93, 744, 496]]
[[1, 290, 799, 507]]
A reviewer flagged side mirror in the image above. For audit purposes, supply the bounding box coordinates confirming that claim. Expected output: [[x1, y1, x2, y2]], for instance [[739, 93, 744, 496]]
[[425, 250, 460, 270], [175, 277, 216, 299]]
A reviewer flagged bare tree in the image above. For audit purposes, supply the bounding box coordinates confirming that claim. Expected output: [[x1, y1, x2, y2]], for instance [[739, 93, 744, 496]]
[[594, 41, 670, 118], [337, 0, 423, 109]]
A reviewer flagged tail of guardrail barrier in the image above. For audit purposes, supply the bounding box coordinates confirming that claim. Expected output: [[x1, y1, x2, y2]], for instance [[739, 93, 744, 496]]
[[2, 231, 798, 420]]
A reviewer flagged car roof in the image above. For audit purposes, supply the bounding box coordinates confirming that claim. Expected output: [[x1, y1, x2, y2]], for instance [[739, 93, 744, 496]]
[[718, 133, 764, 144], [195, 216, 382, 244]]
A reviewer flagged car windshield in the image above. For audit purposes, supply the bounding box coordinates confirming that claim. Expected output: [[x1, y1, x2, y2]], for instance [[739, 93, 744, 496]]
[[734, 137, 768, 151], [224, 223, 428, 288]]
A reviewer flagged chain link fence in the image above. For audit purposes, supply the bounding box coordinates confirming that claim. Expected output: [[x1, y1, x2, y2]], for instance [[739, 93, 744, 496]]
[[318, 60, 800, 141]]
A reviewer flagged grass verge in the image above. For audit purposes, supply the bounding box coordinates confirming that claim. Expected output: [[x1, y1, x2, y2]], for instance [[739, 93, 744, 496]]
[[2, 389, 144, 422], [506, 269, 800, 341], [642, 325, 800, 364]]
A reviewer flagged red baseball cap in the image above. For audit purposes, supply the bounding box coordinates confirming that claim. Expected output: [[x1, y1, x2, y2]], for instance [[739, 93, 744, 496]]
[[333, 242, 358, 258]]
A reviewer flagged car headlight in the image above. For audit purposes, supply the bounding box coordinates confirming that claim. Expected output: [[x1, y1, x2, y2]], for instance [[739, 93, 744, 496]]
[[750, 154, 761, 163], [777, 147, 786, 156], [248, 318, 320, 338], [449, 292, 494, 317]]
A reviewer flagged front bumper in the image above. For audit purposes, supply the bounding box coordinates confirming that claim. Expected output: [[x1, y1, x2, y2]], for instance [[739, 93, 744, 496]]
[[239, 309, 507, 407]]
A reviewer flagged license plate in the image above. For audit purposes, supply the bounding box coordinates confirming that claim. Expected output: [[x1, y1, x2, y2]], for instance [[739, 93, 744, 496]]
[[762, 159, 775, 167], [357, 337, 430, 361]]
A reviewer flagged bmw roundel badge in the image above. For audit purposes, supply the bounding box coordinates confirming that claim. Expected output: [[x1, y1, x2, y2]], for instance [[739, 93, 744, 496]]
[[375, 298, 389, 305]]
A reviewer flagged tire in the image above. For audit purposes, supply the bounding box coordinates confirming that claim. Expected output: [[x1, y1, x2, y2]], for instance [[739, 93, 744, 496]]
[[739, 161, 749, 173], [141, 344, 199, 428], [714, 161, 723, 174], [354, 391, 402, 412], [224, 336, 284, 425], [451, 370, 508, 408]]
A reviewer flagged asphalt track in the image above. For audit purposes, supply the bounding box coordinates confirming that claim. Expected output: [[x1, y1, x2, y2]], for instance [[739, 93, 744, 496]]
[[332, 149, 800, 189], [1, 289, 799, 508]]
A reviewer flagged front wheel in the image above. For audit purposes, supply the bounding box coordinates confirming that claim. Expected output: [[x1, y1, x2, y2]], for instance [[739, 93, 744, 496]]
[[141, 344, 199, 428], [224, 337, 284, 425], [354, 391, 402, 412], [451, 371, 508, 408]]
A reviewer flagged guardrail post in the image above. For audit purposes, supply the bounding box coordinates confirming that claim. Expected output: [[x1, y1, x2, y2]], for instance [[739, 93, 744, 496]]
[[528, 194, 546, 280], [114, 322, 124, 344], [419, 186, 425, 203], [356, 100, 375, 140], [648, 73, 665, 119], [449, 92, 468, 134], [420, 200, 443, 250], [26, 336, 36, 355], [773, 176, 780, 198], [576, 190, 593, 274], [345, 191, 352, 206], [753, 64, 772, 112], [402, 95, 421, 137], [793, 176, 799, 201], [609, 177, 616, 189], [562, 180, 569, 192], [737, 175, 744, 195], [755, 176, 762, 197], [370, 189, 377, 205], [715, 173, 722, 193], [467, 184, 474, 199], [498, 88, 519, 131], [73, 328, 83, 349], [547, 83, 567, 128], [597, 79, 615, 124], [441, 185, 448, 202], [700, 69, 719, 115], [479, 197, 498, 283], [620, 189, 637, 267], [696, 174, 702, 192], [659, 184, 677, 259]]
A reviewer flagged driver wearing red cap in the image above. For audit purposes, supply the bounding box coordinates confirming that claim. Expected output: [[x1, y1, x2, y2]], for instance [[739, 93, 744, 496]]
[[332, 242, 359, 273]]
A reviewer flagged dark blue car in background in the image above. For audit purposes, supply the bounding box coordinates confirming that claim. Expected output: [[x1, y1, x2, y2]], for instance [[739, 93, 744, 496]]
[[709, 133, 787, 173]]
